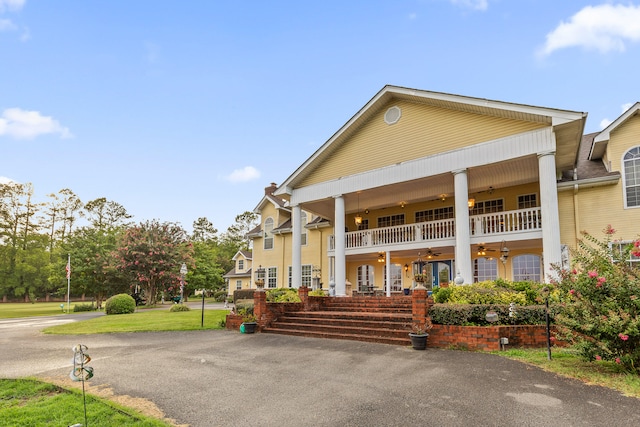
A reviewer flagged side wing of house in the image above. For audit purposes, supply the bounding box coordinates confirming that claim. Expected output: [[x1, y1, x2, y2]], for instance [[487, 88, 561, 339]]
[[558, 104, 640, 258]]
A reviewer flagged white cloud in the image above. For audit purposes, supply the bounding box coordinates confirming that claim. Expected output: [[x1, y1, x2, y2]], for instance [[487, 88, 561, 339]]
[[599, 102, 636, 130], [449, 0, 488, 11], [538, 4, 640, 56], [0, 18, 16, 31], [224, 166, 261, 183], [0, 108, 73, 140], [0, 0, 25, 13]]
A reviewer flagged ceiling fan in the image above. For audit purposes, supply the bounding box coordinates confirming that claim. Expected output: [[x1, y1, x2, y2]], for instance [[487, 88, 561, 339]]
[[476, 245, 496, 256], [424, 248, 441, 258]]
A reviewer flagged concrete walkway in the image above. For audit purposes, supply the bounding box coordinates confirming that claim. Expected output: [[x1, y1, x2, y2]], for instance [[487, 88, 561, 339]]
[[1, 320, 639, 427]]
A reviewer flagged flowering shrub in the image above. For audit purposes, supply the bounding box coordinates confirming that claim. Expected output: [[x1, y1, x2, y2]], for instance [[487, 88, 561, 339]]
[[553, 227, 640, 372]]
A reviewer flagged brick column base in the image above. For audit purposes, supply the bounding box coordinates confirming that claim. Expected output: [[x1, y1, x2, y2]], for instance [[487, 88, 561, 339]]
[[412, 287, 428, 331], [254, 290, 267, 330]]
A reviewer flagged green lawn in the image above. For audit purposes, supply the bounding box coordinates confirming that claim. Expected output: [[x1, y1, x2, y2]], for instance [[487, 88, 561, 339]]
[[0, 378, 172, 426], [0, 301, 81, 319], [494, 347, 640, 399], [43, 308, 228, 334]]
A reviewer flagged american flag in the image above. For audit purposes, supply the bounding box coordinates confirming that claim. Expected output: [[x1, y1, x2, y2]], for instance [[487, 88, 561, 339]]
[[66, 259, 71, 279]]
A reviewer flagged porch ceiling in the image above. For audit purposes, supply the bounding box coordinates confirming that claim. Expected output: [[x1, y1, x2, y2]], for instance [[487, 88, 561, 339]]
[[300, 155, 539, 220]]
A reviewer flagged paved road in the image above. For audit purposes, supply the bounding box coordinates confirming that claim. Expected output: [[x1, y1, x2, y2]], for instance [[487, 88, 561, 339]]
[[1, 315, 640, 427]]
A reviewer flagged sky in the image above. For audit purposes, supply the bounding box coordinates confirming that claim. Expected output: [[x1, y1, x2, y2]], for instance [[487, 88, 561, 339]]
[[1, 0, 640, 233]]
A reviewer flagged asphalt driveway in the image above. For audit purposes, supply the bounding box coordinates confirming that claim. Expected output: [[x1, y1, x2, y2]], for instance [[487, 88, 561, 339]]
[[2, 318, 640, 427]]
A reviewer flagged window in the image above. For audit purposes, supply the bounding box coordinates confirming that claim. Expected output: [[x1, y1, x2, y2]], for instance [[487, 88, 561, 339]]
[[357, 219, 369, 231], [378, 214, 405, 228], [624, 147, 640, 207], [518, 194, 537, 209], [415, 207, 454, 222], [470, 199, 504, 215], [357, 265, 375, 292], [474, 257, 498, 282], [301, 212, 308, 245], [383, 264, 403, 292], [238, 259, 244, 271], [267, 267, 277, 288], [611, 241, 640, 268], [302, 264, 312, 287], [512, 255, 541, 282], [287, 264, 313, 287], [235, 280, 242, 290], [263, 218, 274, 250]]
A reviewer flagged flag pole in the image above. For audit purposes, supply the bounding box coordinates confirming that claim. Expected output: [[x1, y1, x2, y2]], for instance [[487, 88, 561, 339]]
[[66, 254, 71, 314]]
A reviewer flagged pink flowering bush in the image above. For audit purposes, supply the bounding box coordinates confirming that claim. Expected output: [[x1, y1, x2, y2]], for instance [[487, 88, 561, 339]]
[[553, 228, 640, 372]]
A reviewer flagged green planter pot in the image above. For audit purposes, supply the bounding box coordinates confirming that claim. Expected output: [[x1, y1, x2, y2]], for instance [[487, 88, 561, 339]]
[[409, 333, 428, 350], [242, 322, 257, 334]]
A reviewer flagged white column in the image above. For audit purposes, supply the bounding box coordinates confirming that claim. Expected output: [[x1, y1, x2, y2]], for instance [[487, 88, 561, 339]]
[[538, 150, 562, 282], [291, 204, 302, 288], [385, 251, 391, 297], [453, 169, 473, 284], [334, 195, 346, 296]]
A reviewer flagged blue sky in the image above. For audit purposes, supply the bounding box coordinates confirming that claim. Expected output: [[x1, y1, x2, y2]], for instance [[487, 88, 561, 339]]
[[1, 0, 639, 232]]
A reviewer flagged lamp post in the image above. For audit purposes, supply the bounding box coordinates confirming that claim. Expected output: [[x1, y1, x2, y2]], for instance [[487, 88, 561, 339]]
[[542, 286, 552, 360], [499, 241, 510, 277], [179, 263, 187, 304], [255, 265, 265, 290]]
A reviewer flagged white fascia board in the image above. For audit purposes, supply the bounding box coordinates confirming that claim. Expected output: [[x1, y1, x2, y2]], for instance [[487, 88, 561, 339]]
[[290, 127, 553, 205]]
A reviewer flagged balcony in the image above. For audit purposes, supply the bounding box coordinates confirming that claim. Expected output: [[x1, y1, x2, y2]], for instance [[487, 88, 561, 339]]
[[329, 207, 542, 252]]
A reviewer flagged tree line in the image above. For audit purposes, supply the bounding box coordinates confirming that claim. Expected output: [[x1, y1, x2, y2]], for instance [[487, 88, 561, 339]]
[[0, 181, 257, 306]]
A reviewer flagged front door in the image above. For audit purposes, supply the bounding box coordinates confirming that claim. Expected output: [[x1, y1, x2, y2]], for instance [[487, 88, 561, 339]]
[[428, 261, 452, 289]]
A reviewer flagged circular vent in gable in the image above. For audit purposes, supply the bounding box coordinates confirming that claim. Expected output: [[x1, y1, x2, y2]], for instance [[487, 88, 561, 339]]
[[384, 106, 402, 125]]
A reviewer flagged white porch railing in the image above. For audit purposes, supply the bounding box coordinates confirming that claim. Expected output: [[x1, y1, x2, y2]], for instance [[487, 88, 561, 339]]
[[329, 207, 541, 251]]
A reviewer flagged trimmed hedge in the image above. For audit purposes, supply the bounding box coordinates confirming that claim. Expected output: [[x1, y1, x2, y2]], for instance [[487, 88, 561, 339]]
[[233, 289, 255, 303], [104, 294, 136, 315], [170, 304, 191, 312], [429, 303, 559, 326], [73, 303, 96, 312]]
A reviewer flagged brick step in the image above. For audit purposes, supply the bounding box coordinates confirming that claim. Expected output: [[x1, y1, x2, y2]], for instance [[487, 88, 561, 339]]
[[286, 311, 411, 323], [275, 316, 411, 331], [262, 327, 412, 346], [322, 306, 412, 314]]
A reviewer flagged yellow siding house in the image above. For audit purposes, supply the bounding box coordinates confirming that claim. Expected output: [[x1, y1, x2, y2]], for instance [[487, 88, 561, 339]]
[[248, 86, 639, 295]]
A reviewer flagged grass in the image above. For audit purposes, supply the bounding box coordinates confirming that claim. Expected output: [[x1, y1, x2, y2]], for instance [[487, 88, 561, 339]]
[[43, 308, 228, 334], [0, 378, 172, 426], [0, 301, 83, 318], [494, 347, 640, 398]]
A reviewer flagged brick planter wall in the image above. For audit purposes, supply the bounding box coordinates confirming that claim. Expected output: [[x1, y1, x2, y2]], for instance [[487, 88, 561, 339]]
[[429, 324, 554, 351], [226, 314, 243, 330]]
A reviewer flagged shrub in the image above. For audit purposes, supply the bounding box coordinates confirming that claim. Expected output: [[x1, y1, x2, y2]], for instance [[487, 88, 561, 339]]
[[233, 289, 255, 303], [429, 303, 552, 326], [552, 227, 640, 372], [237, 306, 256, 322], [170, 304, 191, 312], [442, 281, 528, 305], [308, 289, 327, 297], [73, 303, 96, 312], [213, 290, 227, 302], [266, 288, 301, 302], [104, 294, 136, 315]]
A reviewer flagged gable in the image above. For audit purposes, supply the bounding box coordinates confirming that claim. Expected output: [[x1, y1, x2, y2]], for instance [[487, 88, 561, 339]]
[[297, 99, 547, 188]]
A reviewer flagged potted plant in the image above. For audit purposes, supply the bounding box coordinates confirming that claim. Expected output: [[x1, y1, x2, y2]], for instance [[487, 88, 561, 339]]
[[239, 308, 258, 334], [414, 273, 426, 283], [408, 320, 432, 350]]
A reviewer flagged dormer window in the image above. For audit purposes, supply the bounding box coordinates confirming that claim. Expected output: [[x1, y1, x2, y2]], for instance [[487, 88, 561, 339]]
[[238, 259, 244, 271], [264, 218, 274, 250]]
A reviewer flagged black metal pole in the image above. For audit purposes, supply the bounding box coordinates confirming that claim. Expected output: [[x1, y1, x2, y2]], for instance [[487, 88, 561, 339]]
[[545, 296, 552, 361], [201, 290, 205, 328]]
